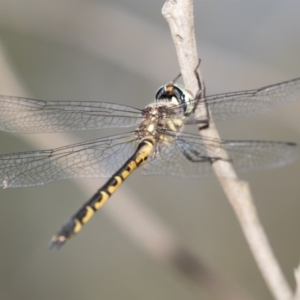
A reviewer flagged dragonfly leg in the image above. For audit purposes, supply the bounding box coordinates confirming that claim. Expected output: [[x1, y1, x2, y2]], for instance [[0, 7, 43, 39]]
[[191, 59, 211, 130], [198, 122, 209, 130], [171, 72, 182, 84], [194, 58, 203, 99], [182, 152, 230, 164], [177, 138, 231, 164], [171, 58, 202, 86]]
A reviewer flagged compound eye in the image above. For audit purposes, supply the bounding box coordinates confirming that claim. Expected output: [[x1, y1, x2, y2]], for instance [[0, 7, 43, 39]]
[[155, 85, 171, 102], [155, 86, 165, 101], [155, 84, 176, 103]]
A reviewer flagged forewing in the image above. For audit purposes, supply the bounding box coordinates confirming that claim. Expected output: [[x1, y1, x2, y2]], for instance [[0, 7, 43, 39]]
[[0, 132, 138, 188], [0, 95, 143, 133], [184, 77, 300, 123], [142, 133, 300, 178]]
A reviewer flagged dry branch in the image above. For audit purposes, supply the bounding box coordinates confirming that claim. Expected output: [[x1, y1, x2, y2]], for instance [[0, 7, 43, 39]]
[[162, 0, 294, 299]]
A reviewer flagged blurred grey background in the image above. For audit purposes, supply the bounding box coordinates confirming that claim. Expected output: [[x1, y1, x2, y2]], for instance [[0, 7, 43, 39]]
[[0, 1, 300, 299]]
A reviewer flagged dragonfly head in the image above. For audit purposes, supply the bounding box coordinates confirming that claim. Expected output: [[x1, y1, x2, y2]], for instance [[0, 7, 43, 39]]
[[155, 83, 194, 115]]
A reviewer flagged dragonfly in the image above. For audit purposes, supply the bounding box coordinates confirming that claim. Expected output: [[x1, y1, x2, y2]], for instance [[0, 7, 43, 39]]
[[0, 76, 299, 249]]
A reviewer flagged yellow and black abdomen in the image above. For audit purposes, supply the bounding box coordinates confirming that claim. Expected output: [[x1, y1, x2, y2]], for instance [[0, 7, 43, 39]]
[[50, 139, 154, 249]]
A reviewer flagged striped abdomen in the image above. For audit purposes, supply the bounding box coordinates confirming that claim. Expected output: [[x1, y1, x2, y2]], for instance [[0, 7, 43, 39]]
[[49, 140, 153, 249]]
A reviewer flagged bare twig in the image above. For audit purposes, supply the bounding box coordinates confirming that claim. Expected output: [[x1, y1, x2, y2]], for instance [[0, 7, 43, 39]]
[[294, 263, 300, 300], [162, 0, 294, 299]]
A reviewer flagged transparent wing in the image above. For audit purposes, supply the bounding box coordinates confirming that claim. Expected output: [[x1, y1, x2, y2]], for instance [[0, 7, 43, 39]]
[[0, 95, 143, 133], [0, 132, 138, 188], [142, 133, 300, 178], [183, 77, 300, 123]]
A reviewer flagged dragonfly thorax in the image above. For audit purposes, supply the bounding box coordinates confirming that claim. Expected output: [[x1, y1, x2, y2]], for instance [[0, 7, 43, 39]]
[[155, 83, 194, 115], [138, 101, 184, 143]]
